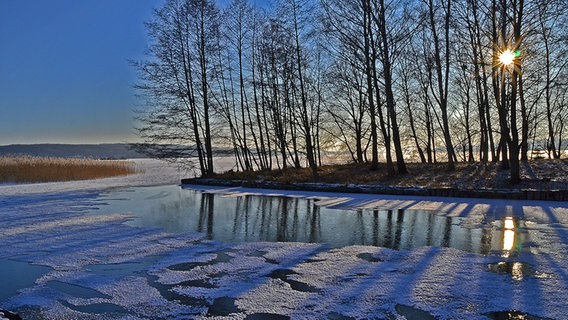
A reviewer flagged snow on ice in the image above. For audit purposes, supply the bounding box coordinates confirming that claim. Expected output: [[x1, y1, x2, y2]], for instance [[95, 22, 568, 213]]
[[0, 159, 567, 319]]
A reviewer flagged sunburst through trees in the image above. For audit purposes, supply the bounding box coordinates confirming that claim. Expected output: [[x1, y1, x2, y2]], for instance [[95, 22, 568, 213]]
[[133, 0, 567, 182]]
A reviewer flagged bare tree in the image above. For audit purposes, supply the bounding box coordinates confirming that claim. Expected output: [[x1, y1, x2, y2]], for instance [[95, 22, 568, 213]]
[[279, 0, 319, 176], [133, 0, 567, 177], [422, 0, 456, 170], [134, 0, 221, 176], [536, 0, 568, 159], [371, 0, 409, 174]]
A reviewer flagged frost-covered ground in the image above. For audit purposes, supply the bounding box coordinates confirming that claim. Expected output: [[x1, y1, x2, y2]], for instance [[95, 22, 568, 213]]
[[1, 159, 567, 319]]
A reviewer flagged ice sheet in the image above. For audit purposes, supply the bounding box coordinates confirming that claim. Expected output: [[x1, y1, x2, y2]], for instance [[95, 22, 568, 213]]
[[1, 160, 567, 319]]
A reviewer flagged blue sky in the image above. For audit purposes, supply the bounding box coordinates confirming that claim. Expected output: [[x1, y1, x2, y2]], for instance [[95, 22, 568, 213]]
[[0, 0, 273, 145], [0, 0, 159, 145]]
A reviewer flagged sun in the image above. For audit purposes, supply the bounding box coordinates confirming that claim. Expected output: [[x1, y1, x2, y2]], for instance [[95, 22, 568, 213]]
[[499, 49, 515, 66]]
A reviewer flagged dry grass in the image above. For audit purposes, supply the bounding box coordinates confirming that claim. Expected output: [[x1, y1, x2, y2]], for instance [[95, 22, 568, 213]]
[[217, 159, 568, 190], [0, 156, 137, 183]]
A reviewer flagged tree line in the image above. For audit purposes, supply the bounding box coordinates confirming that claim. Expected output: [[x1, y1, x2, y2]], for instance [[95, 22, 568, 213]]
[[133, 0, 567, 182]]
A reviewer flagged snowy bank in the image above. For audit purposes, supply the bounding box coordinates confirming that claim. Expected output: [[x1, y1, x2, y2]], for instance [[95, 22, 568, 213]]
[[182, 177, 568, 201]]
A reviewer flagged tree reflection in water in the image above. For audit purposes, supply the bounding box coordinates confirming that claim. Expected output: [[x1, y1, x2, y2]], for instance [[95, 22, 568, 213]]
[[197, 193, 215, 239], [120, 187, 528, 254]]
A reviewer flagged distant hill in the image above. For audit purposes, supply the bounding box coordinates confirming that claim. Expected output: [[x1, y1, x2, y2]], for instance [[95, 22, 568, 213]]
[[0, 143, 147, 159]]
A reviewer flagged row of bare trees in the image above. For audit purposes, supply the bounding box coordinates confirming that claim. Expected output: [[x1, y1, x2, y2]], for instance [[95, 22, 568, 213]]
[[134, 0, 567, 182]]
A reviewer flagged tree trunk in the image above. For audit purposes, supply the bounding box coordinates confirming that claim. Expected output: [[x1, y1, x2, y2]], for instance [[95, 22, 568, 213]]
[[362, 0, 379, 171], [427, 0, 455, 170], [377, 0, 407, 174]]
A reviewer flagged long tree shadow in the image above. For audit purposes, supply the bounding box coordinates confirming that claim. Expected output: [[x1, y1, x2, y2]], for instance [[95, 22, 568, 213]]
[[7, 185, 566, 318]]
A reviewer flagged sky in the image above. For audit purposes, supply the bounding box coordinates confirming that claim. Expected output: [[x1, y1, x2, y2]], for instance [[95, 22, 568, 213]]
[[0, 0, 160, 145], [0, 0, 274, 146]]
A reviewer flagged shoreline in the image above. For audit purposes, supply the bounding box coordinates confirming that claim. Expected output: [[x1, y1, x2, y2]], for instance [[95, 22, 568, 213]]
[[181, 177, 568, 202]]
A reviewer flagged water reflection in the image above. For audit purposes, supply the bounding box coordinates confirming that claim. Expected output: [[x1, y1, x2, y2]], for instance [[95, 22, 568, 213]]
[[499, 217, 526, 257], [503, 218, 515, 251], [94, 186, 529, 254], [502, 217, 516, 256], [487, 261, 533, 281]]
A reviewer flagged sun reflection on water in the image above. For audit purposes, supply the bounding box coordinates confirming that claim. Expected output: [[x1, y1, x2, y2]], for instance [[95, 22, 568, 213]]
[[487, 261, 532, 281], [502, 217, 516, 257]]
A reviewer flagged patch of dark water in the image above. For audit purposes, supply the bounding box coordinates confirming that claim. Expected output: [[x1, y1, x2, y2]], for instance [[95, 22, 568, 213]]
[[82, 253, 236, 315], [145, 273, 207, 308], [245, 313, 291, 320], [0, 309, 22, 320], [0, 259, 51, 303], [484, 310, 553, 320], [59, 300, 128, 315], [87, 255, 212, 309], [91, 185, 540, 255], [146, 274, 248, 319], [395, 304, 437, 320], [326, 311, 356, 320], [85, 255, 164, 278], [357, 252, 382, 263], [268, 269, 321, 293], [41, 255, 204, 317], [486, 260, 555, 283], [206, 297, 241, 316], [246, 250, 279, 264], [177, 279, 218, 289], [487, 262, 534, 281], [47, 281, 110, 299], [167, 249, 234, 271]]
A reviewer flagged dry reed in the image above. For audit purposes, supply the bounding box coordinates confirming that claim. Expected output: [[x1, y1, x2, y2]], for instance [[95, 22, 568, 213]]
[[0, 155, 137, 183]]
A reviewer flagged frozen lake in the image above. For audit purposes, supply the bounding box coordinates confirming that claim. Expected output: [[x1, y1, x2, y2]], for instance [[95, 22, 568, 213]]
[[1, 182, 567, 319]]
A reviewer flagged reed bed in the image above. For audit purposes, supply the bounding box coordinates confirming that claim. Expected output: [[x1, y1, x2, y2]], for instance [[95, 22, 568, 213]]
[[0, 156, 137, 183]]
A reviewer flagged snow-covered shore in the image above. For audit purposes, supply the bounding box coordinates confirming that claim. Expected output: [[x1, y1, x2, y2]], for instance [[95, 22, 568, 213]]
[[1, 159, 567, 319]]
